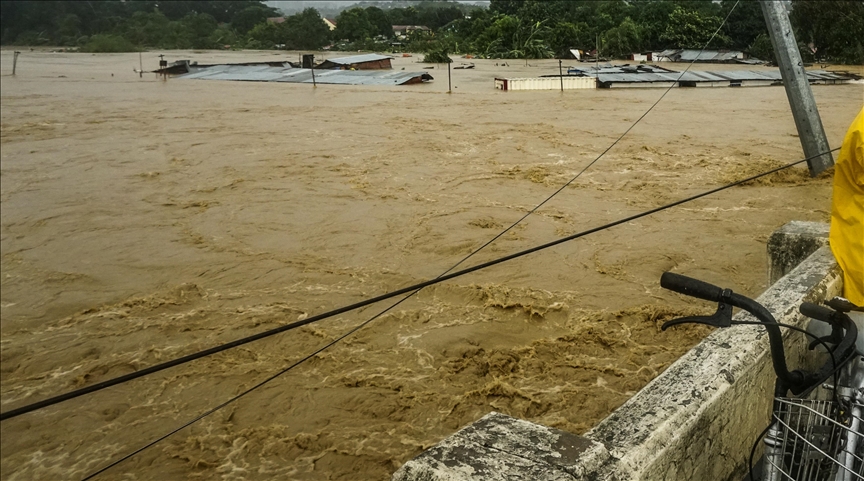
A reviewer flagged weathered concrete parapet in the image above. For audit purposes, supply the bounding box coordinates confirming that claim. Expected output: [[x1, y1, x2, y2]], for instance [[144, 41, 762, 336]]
[[767, 221, 830, 285], [392, 412, 609, 480], [586, 246, 841, 481], [394, 222, 841, 481]]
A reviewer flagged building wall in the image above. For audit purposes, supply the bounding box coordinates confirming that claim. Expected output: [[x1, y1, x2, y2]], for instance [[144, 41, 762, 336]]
[[495, 77, 596, 91], [351, 59, 392, 70]]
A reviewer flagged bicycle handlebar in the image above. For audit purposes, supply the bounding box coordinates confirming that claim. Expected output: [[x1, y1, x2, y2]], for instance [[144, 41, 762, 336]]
[[660, 272, 725, 303], [799, 302, 836, 324], [661, 272, 858, 395]]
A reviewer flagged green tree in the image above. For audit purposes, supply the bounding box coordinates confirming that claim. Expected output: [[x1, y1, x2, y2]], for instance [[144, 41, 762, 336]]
[[489, 0, 523, 16], [282, 8, 331, 50], [80, 33, 136, 52], [603, 17, 643, 58], [791, 0, 864, 64], [747, 33, 775, 63], [481, 16, 552, 60], [231, 6, 273, 35], [180, 13, 218, 49], [631, 0, 676, 50], [365, 6, 392, 38], [335, 8, 374, 41], [549, 22, 592, 57], [423, 45, 452, 63], [246, 21, 279, 49], [56, 13, 82, 43], [719, 0, 767, 51], [660, 6, 726, 49]]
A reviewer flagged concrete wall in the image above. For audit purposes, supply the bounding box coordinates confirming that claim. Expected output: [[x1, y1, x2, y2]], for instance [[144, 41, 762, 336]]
[[393, 222, 839, 481], [494, 77, 597, 91], [586, 246, 840, 481]]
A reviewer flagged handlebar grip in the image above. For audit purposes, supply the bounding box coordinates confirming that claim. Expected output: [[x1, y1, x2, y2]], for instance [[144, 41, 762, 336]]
[[800, 302, 835, 323], [660, 272, 724, 302]]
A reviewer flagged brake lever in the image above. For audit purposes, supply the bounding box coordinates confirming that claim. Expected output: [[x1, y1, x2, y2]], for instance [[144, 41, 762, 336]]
[[661, 289, 734, 330]]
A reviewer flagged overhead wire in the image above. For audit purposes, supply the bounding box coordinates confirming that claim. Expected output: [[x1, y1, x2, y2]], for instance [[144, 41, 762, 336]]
[[79, 144, 840, 480], [72, 1, 842, 475], [0, 0, 744, 424], [19, 1, 834, 477]]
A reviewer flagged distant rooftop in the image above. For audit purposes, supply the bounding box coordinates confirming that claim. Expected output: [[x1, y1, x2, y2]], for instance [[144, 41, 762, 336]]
[[324, 54, 394, 65]]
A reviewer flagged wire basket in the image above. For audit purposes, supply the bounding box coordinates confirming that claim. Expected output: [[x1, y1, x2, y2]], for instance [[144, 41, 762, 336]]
[[765, 397, 864, 481]]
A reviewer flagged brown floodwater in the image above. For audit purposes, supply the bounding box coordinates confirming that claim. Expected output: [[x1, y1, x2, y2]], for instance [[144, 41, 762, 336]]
[[1, 49, 862, 480]]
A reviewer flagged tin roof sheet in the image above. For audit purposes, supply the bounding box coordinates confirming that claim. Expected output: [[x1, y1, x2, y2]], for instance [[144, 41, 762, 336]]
[[322, 54, 394, 65], [179, 65, 430, 86], [586, 68, 852, 85]]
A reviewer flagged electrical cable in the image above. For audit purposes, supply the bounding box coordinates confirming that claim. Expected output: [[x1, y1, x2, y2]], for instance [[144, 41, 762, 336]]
[[438, 0, 743, 283], [0, 0, 744, 423], [77, 146, 839, 480], [79, 7, 751, 472], [1, 145, 838, 424]]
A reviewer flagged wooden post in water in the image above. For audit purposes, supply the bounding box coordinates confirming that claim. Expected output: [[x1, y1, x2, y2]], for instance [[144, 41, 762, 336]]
[[596, 35, 599, 71], [447, 60, 451, 93], [139, 52, 143, 78], [760, 0, 833, 175], [559, 59, 564, 92], [12, 51, 20, 75]]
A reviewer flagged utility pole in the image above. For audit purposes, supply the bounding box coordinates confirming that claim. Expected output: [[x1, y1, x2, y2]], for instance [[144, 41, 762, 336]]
[[760, 0, 833, 176]]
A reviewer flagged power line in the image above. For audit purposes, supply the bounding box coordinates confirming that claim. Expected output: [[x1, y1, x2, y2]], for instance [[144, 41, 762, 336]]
[[1, 0, 745, 423], [79, 145, 839, 480]]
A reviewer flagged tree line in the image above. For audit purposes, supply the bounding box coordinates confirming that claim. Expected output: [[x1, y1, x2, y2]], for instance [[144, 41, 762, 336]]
[[1, 0, 861, 64]]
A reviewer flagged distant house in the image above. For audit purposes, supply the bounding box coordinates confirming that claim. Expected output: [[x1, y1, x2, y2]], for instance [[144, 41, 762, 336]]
[[315, 54, 394, 70], [392, 25, 432, 39], [266, 17, 285, 24], [323, 18, 337, 31], [630, 52, 654, 62]]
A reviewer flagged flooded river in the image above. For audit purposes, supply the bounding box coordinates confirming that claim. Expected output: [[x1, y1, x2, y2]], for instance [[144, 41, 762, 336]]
[[1, 49, 861, 480]]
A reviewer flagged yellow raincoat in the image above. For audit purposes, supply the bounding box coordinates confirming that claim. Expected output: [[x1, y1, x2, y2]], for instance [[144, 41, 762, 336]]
[[829, 107, 864, 306]]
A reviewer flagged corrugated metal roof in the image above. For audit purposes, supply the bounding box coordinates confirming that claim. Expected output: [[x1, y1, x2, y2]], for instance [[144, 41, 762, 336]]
[[586, 69, 853, 86], [179, 65, 431, 86], [322, 54, 394, 65], [678, 50, 743, 62]]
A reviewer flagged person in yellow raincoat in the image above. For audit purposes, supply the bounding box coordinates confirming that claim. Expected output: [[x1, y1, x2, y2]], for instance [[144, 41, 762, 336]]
[[829, 107, 864, 306]]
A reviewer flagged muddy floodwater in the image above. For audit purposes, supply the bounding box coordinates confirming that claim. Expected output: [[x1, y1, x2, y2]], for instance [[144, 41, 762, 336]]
[[1, 49, 861, 480]]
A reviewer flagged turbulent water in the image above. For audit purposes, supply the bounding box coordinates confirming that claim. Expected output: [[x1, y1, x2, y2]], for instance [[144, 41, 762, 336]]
[[1, 49, 861, 480]]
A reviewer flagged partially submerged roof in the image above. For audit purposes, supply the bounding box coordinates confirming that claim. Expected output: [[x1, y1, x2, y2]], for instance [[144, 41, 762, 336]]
[[569, 66, 857, 87], [678, 49, 743, 62], [178, 64, 432, 86], [321, 54, 394, 65]]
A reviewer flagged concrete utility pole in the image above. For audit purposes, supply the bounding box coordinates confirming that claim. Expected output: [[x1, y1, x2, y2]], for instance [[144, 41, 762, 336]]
[[760, 0, 833, 176]]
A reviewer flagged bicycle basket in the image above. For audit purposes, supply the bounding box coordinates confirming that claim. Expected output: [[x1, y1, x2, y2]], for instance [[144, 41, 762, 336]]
[[765, 397, 864, 481]]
